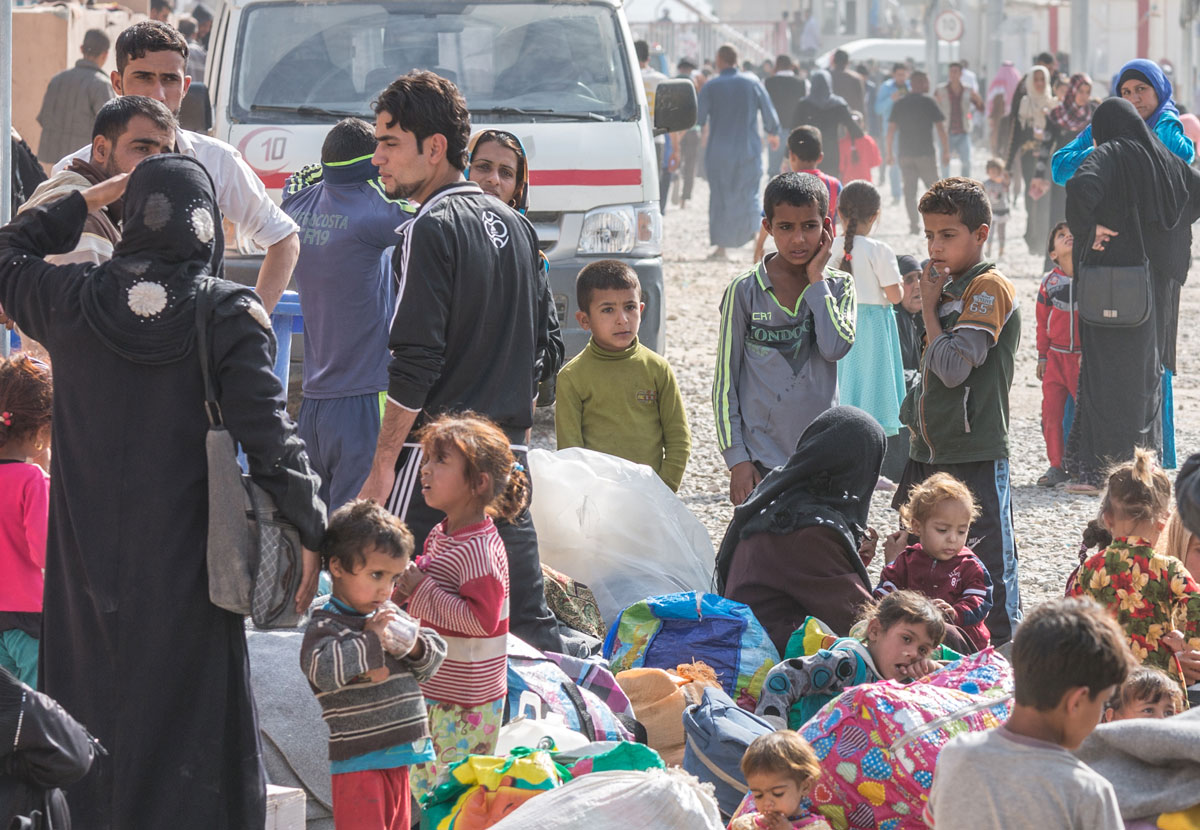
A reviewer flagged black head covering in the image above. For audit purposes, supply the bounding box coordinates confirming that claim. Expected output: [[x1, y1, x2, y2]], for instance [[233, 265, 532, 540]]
[[714, 406, 885, 593], [805, 69, 848, 111], [896, 254, 920, 276], [1087, 97, 1193, 231], [79, 154, 224, 365]]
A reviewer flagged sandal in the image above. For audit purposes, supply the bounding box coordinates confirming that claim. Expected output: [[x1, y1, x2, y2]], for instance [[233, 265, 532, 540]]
[[1063, 481, 1101, 495], [1037, 466, 1070, 488]]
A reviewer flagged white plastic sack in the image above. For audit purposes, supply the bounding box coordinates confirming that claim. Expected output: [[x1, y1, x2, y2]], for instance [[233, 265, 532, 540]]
[[495, 716, 591, 755], [528, 448, 714, 625], [488, 768, 724, 830]]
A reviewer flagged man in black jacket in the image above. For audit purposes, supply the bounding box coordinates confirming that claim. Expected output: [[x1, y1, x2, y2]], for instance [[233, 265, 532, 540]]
[[358, 71, 564, 652]]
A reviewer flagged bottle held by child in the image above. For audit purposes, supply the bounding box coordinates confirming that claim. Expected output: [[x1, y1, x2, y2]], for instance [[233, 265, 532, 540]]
[[729, 731, 832, 830], [0, 355, 52, 687], [828, 179, 907, 438], [1067, 449, 1200, 693], [877, 473, 993, 653], [395, 412, 526, 798], [755, 590, 946, 728]]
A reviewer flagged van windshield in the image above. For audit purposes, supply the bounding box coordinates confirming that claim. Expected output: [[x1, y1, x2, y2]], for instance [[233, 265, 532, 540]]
[[232, 1, 636, 122]]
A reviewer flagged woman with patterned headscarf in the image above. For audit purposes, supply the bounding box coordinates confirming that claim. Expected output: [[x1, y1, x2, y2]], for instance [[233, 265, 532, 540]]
[[0, 154, 326, 829]]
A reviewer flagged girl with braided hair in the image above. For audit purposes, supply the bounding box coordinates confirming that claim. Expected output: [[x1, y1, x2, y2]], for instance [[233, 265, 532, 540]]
[[829, 180, 907, 445]]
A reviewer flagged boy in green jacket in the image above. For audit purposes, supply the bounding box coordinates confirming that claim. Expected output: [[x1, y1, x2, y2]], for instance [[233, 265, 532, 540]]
[[555, 260, 692, 491], [895, 177, 1022, 644]]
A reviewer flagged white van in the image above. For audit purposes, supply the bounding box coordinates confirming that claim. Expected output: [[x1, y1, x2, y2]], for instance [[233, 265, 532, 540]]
[[204, 0, 694, 355], [815, 38, 961, 72]]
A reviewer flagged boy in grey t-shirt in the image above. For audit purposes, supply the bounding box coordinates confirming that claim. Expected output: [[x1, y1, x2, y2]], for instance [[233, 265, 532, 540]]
[[927, 597, 1135, 829]]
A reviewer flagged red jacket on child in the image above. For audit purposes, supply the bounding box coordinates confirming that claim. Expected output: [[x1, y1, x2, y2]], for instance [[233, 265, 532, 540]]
[[874, 544, 992, 651], [838, 134, 882, 183], [1035, 266, 1080, 357], [797, 167, 842, 233]]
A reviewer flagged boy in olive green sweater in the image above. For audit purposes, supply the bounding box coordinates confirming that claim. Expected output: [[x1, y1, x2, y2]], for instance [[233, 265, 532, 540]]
[[555, 260, 691, 491]]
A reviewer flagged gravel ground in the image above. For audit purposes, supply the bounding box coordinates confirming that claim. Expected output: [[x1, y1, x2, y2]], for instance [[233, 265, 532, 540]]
[[531, 154, 1200, 615]]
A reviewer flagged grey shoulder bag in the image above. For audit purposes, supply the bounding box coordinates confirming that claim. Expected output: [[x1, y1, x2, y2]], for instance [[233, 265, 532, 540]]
[[1075, 212, 1153, 328], [196, 278, 305, 629]]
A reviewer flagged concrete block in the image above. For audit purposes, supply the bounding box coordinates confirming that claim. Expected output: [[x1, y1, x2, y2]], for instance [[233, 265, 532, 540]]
[[266, 784, 306, 830]]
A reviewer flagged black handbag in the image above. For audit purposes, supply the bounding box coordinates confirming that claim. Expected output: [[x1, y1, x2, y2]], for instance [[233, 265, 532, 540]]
[[195, 279, 306, 629], [1075, 214, 1153, 328]]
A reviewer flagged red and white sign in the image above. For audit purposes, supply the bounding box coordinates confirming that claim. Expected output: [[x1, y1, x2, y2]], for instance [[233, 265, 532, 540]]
[[934, 9, 965, 42]]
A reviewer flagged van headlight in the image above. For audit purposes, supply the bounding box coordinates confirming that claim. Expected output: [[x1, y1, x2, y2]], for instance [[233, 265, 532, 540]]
[[577, 203, 661, 256]]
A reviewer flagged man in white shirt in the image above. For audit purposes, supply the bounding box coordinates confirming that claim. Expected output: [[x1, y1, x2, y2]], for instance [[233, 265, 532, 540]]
[[52, 21, 299, 311]]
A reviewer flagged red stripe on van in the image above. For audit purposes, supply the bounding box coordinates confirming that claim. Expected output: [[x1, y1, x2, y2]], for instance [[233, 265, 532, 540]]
[[257, 168, 643, 189], [258, 171, 291, 189], [530, 169, 642, 186]]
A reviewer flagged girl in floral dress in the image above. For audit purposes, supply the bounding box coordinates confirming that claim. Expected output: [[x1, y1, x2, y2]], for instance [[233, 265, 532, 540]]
[[1069, 448, 1200, 693]]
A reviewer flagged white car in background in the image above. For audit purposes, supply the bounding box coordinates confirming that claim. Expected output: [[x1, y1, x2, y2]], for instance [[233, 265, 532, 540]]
[[816, 38, 961, 71]]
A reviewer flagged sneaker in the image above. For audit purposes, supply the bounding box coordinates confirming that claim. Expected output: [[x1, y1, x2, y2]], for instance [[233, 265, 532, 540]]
[[1037, 466, 1070, 488]]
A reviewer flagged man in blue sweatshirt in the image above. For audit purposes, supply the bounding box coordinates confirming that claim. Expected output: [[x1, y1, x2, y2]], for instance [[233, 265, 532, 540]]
[[282, 118, 415, 510]]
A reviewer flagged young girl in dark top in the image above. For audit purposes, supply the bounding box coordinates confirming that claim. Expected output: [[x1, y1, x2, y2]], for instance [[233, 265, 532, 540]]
[[877, 473, 993, 653]]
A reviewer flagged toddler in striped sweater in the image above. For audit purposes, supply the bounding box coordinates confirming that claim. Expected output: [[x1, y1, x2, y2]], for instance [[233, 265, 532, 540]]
[[301, 500, 447, 830], [394, 412, 524, 798]]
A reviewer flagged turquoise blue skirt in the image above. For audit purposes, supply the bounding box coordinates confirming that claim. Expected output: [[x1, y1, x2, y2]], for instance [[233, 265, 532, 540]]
[[837, 303, 907, 434]]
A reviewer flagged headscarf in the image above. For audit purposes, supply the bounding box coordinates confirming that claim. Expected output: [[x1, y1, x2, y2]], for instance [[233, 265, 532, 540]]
[[1019, 66, 1055, 130], [804, 69, 847, 111], [896, 254, 921, 275], [1113, 58, 1178, 129], [1048, 73, 1096, 133], [714, 406, 885, 593], [986, 61, 1021, 111], [466, 129, 530, 213], [1086, 97, 1194, 232], [79, 154, 224, 365]]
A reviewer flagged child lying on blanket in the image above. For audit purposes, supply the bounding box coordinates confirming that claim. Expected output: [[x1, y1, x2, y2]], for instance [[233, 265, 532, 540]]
[[756, 590, 946, 729]]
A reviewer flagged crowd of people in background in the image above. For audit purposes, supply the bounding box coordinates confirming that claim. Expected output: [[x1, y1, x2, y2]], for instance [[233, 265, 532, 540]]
[[3, 14, 1200, 830]]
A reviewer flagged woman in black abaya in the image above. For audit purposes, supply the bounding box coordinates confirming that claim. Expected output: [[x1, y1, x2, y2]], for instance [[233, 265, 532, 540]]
[[1064, 98, 1200, 490], [717, 407, 884, 653], [0, 155, 326, 829], [792, 70, 863, 177]]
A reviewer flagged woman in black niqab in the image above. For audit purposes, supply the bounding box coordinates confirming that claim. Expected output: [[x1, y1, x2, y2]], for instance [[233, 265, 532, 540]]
[[0, 154, 327, 830], [717, 406, 885, 652], [1064, 98, 1200, 488]]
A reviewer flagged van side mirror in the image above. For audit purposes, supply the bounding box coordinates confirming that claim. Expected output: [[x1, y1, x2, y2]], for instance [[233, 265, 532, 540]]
[[654, 79, 697, 135], [180, 82, 214, 133]]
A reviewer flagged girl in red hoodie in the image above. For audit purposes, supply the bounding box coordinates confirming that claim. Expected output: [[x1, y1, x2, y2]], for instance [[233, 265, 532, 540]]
[[877, 473, 993, 653]]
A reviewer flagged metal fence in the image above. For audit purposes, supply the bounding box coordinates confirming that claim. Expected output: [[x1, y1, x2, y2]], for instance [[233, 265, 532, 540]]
[[630, 19, 790, 66]]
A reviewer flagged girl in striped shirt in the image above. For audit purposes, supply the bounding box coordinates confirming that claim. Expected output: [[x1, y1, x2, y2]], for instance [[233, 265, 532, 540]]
[[395, 412, 525, 798]]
